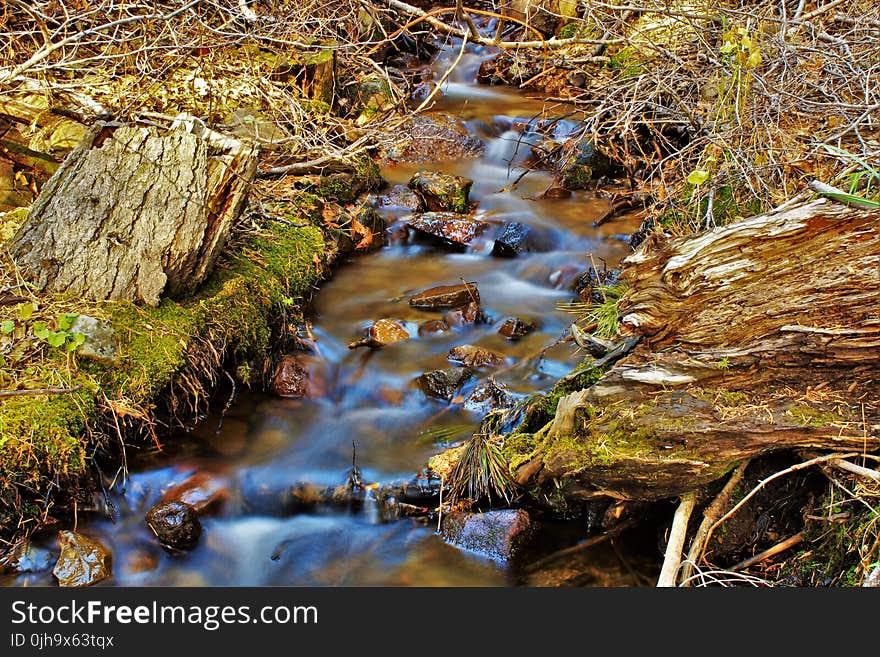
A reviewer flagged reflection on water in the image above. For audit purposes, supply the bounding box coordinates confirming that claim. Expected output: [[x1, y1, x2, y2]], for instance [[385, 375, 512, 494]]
[[3, 44, 644, 588]]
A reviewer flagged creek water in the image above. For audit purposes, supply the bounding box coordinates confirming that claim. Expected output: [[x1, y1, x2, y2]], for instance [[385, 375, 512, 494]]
[[4, 41, 647, 587]]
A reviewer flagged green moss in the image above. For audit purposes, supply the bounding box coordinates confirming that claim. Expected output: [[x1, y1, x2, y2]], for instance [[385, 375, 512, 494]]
[[0, 198, 327, 542], [608, 47, 646, 79], [785, 404, 846, 428]]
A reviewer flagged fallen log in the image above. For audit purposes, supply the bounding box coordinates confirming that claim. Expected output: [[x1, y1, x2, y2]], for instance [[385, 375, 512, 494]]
[[7, 115, 258, 305], [509, 198, 880, 501]]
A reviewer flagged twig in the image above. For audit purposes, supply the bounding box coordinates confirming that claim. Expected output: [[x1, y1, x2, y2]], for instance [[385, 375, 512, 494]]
[[680, 460, 749, 585], [0, 386, 82, 398], [829, 459, 880, 483], [657, 492, 696, 587], [704, 452, 859, 550], [731, 533, 804, 572]]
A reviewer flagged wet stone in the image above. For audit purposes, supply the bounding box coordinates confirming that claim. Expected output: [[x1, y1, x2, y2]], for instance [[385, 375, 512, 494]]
[[69, 314, 119, 365], [498, 317, 536, 340], [448, 344, 506, 369], [416, 368, 474, 402], [441, 509, 538, 563], [410, 282, 479, 309], [378, 184, 422, 211], [161, 472, 229, 515], [350, 318, 411, 349], [409, 170, 473, 213], [418, 319, 450, 337], [270, 354, 326, 398], [406, 212, 488, 249], [492, 221, 554, 257], [1, 540, 56, 574], [463, 379, 515, 414], [145, 501, 202, 550], [444, 301, 483, 327], [52, 531, 112, 587]]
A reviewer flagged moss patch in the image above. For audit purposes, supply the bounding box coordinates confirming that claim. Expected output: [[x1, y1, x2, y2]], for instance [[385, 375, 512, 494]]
[[0, 195, 327, 543]]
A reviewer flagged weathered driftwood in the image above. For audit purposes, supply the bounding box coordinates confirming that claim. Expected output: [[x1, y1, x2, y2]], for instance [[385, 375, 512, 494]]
[[512, 198, 880, 501], [7, 116, 258, 305]]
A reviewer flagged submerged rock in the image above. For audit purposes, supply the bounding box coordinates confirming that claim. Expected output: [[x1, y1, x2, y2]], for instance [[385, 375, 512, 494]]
[[349, 318, 411, 349], [270, 353, 327, 398], [52, 531, 112, 587], [463, 379, 515, 414], [406, 212, 488, 249], [378, 184, 422, 211], [491, 221, 554, 257], [416, 368, 474, 402], [1, 540, 56, 574], [161, 472, 229, 515], [444, 301, 483, 327], [558, 139, 616, 190], [448, 344, 506, 369], [418, 319, 450, 337], [69, 314, 118, 365], [377, 113, 484, 164], [442, 509, 538, 562], [145, 501, 202, 550], [410, 282, 479, 309], [409, 170, 473, 213], [498, 316, 537, 340]]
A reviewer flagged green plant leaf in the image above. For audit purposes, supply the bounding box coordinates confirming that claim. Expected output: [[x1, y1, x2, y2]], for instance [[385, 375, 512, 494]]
[[32, 321, 49, 340], [687, 169, 711, 185], [719, 41, 736, 55], [18, 302, 34, 321], [58, 312, 79, 331], [0, 320, 14, 334], [67, 332, 86, 352], [46, 331, 67, 348]]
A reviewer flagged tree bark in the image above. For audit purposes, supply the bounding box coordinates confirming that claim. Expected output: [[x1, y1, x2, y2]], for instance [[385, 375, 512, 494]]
[[7, 117, 258, 305], [514, 198, 880, 501]]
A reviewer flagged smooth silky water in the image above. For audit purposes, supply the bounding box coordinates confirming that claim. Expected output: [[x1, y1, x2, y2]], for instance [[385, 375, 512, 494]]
[[4, 41, 643, 587]]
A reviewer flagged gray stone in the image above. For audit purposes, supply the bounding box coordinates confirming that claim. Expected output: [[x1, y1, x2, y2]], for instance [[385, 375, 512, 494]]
[[442, 509, 538, 562], [69, 314, 118, 364]]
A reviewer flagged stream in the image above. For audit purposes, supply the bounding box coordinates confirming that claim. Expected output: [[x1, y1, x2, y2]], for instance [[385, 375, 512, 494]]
[[4, 41, 650, 587]]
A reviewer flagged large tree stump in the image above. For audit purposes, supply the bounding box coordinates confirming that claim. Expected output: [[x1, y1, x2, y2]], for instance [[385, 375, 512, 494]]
[[512, 198, 880, 501], [7, 116, 258, 305]]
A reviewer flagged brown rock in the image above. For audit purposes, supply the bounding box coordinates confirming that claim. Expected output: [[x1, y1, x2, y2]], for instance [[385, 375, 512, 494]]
[[270, 353, 327, 398], [53, 531, 112, 587], [492, 221, 554, 257], [498, 317, 537, 340], [463, 379, 515, 414], [378, 184, 422, 211], [377, 113, 484, 165], [406, 212, 488, 249], [444, 302, 483, 327], [415, 368, 474, 402], [418, 319, 450, 337], [145, 501, 202, 550], [349, 318, 411, 349], [441, 509, 538, 562], [448, 344, 506, 369], [410, 282, 479, 309], [409, 170, 473, 213], [161, 472, 229, 515]]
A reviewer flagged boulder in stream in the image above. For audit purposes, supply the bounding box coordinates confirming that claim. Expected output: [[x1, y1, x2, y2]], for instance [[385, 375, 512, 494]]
[[377, 113, 484, 165], [463, 379, 516, 414], [418, 319, 450, 337], [52, 531, 112, 587], [406, 212, 488, 249], [498, 316, 537, 340], [408, 170, 473, 213], [448, 344, 506, 369], [410, 281, 479, 309], [441, 509, 538, 563], [161, 472, 229, 515], [145, 501, 202, 550], [491, 221, 554, 257], [349, 318, 411, 349], [378, 184, 423, 211], [415, 368, 474, 402], [270, 353, 328, 398], [444, 301, 483, 327]]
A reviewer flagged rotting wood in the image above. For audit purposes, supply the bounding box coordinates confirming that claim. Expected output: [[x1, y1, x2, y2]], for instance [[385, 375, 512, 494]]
[[512, 198, 880, 502], [7, 116, 259, 306]]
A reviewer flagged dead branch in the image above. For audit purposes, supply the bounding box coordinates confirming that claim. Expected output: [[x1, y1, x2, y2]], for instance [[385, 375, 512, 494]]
[[657, 491, 696, 587]]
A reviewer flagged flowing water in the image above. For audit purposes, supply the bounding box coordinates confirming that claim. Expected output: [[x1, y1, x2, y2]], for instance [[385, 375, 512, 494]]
[[4, 41, 646, 587]]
